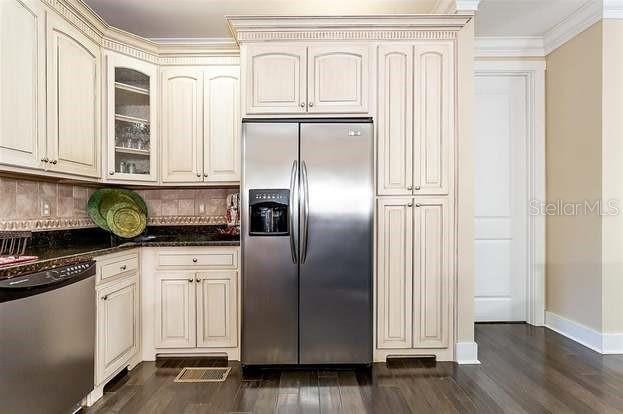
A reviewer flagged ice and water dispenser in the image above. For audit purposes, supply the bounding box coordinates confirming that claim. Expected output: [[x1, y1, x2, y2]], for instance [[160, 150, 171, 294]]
[[248, 189, 290, 236]]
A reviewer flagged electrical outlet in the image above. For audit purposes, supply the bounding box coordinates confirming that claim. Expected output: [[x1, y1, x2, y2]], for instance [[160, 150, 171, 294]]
[[198, 203, 205, 214], [41, 201, 50, 217]]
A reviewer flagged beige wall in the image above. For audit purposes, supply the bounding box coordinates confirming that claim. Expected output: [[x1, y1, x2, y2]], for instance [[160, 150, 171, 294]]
[[546, 21, 603, 331], [601, 19, 623, 334]]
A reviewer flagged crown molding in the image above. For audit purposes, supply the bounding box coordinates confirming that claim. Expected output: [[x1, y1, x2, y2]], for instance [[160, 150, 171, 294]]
[[543, 0, 601, 55], [475, 36, 545, 57], [226, 15, 471, 44]]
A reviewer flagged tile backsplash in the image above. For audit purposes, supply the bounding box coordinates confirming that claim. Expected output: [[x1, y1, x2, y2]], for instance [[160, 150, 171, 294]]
[[0, 175, 238, 231]]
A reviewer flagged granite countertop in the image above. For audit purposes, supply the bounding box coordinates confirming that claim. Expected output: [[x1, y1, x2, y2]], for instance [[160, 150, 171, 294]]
[[0, 226, 239, 280]]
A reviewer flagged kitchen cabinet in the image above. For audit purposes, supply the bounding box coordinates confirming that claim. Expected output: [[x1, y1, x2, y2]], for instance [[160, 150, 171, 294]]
[[161, 66, 240, 183], [0, 0, 45, 171], [105, 52, 158, 182], [155, 270, 238, 348], [377, 197, 450, 350], [45, 10, 100, 178], [377, 42, 453, 196], [244, 44, 370, 115]]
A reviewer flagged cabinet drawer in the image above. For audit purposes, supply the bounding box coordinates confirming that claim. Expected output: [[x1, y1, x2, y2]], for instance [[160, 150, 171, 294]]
[[157, 248, 238, 269], [97, 251, 139, 284]]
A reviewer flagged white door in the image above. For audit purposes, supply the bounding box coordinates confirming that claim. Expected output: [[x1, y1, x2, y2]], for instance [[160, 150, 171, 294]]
[[307, 45, 370, 114], [161, 68, 203, 182], [46, 11, 100, 177], [245, 45, 307, 114], [96, 275, 139, 383], [196, 271, 238, 348], [474, 75, 528, 322], [155, 273, 196, 348], [0, 0, 45, 170], [376, 198, 413, 349], [203, 66, 240, 183]]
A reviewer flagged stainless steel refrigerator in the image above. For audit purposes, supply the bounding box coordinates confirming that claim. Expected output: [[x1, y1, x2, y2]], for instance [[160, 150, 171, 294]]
[[241, 119, 373, 365]]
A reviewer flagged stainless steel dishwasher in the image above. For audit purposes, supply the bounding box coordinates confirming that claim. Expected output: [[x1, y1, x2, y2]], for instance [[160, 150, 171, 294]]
[[0, 261, 96, 414]]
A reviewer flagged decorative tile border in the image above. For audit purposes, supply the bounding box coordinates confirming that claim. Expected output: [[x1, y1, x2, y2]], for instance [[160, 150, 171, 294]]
[[0, 216, 227, 231]]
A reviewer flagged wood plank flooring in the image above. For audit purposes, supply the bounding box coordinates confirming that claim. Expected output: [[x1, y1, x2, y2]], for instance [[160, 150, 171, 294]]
[[85, 324, 623, 413]]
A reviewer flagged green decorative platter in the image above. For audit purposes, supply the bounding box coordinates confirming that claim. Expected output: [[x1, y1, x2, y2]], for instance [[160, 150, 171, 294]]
[[106, 202, 147, 238], [87, 188, 148, 232]]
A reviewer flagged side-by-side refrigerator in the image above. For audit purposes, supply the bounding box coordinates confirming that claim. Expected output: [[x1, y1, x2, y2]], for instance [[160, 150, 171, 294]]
[[241, 119, 373, 365]]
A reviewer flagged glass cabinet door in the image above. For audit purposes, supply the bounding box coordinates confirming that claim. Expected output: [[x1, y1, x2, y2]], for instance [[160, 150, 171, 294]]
[[106, 53, 157, 181]]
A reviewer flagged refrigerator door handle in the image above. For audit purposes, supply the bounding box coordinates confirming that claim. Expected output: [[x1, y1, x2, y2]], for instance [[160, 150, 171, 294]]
[[289, 160, 298, 264], [301, 161, 310, 264]]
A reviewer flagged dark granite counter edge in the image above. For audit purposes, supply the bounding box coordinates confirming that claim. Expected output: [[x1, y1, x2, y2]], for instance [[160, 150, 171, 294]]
[[0, 240, 240, 280]]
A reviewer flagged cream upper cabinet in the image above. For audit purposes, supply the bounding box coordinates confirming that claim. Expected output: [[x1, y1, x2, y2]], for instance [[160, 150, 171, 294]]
[[155, 273, 197, 348], [106, 52, 158, 182], [196, 271, 238, 348], [96, 275, 139, 383], [377, 198, 413, 349], [377, 42, 453, 196], [0, 0, 45, 170], [307, 45, 369, 114], [413, 197, 450, 348], [377, 44, 413, 196], [245, 45, 307, 114], [46, 10, 100, 178], [204, 67, 240, 182], [161, 68, 204, 183]]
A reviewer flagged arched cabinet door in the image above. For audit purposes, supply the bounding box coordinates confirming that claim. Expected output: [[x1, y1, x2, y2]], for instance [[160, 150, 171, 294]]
[[307, 45, 370, 114], [245, 45, 307, 114]]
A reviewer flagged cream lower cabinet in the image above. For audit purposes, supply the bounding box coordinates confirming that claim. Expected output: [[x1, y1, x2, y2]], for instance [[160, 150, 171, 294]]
[[155, 270, 238, 348], [161, 66, 240, 184], [377, 197, 451, 350], [377, 42, 453, 196]]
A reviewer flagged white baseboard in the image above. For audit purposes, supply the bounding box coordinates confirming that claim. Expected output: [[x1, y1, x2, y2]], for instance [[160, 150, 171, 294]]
[[455, 342, 480, 364], [545, 311, 623, 354]]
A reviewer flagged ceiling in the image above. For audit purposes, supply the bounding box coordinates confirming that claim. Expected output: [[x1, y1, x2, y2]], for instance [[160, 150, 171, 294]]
[[476, 0, 589, 36], [83, 0, 441, 39]]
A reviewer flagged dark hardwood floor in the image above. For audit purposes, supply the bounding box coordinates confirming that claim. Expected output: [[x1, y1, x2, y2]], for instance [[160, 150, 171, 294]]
[[85, 324, 623, 413]]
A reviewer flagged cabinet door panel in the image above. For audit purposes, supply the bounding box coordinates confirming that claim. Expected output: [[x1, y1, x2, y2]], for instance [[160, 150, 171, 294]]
[[413, 198, 449, 348], [204, 67, 240, 182], [161, 69, 203, 182], [413, 43, 453, 195], [0, 0, 44, 170], [245, 45, 307, 114], [196, 271, 238, 348], [155, 273, 196, 348], [308, 45, 369, 113], [377, 198, 413, 349], [97, 275, 139, 383], [46, 11, 100, 177], [377, 45, 413, 195]]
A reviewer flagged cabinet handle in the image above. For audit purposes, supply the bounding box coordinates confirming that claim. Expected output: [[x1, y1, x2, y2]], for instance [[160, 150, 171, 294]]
[[41, 157, 49, 163], [188, 278, 193, 283], [203, 174, 208, 178], [308, 102, 314, 107], [407, 202, 413, 207], [51, 160, 57, 165], [196, 173, 201, 178], [414, 186, 421, 191], [195, 278, 201, 283], [102, 295, 108, 301], [407, 185, 413, 191], [120, 265, 127, 271], [415, 203, 422, 208], [109, 171, 115, 175], [192, 258, 198, 263], [300, 102, 306, 108]]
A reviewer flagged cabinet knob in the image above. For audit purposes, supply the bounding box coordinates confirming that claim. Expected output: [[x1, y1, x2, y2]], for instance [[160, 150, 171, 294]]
[[300, 102, 306, 108], [414, 186, 421, 191], [120, 265, 127, 271], [407, 202, 413, 207], [407, 185, 413, 191], [51, 160, 57, 165], [203, 174, 208, 178], [415, 203, 422, 208], [188, 278, 193, 283], [192, 257, 198, 263], [109, 171, 115, 175], [195, 278, 200, 283], [41, 157, 49, 163], [196, 173, 201, 178], [308, 102, 314, 107], [102, 295, 108, 301]]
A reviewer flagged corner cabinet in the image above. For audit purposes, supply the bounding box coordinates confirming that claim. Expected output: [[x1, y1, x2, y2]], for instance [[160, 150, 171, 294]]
[[377, 197, 451, 350], [105, 52, 158, 182], [243, 43, 371, 115], [161, 66, 240, 184], [377, 42, 454, 196], [45, 10, 100, 178]]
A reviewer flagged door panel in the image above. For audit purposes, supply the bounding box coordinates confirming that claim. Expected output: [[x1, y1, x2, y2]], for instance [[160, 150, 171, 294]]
[[196, 271, 238, 348], [161, 68, 203, 182], [474, 75, 527, 322], [241, 122, 299, 365], [0, 0, 44, 170], [377, 44, 413, 195], [308, 46, 369, 113], [155, 273, 196, 348], [376, 198, 413, 349], [46, 11, 100, 177], [246, 45, 307, 114], [299, 122, 373, 364], [413, 197, 450, 348], [413, 43, 453, 195], [204, 67, 240, 182]]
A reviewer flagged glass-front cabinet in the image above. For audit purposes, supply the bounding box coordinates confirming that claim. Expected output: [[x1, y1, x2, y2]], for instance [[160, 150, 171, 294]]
[[106, 52, 158, 182]]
